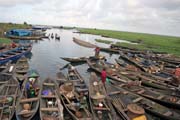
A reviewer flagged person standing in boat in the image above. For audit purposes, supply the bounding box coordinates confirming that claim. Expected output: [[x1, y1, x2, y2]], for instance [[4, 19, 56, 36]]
[[11, 42, 17, 48], [101, 68, 107, 85], [94, 47, 100, 58], [172, 66, 180, 85], [25, 78, 37, 98]]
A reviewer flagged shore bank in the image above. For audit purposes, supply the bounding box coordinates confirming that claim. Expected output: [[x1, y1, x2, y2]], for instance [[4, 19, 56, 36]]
[[78, 28, 180, 56]]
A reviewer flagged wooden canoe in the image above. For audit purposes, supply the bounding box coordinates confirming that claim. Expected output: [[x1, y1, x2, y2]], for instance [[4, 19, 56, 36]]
[[61, 55, 105, 63], [106, 83, 180, 120], [0, 61, 11, 73], [16, 69, 40, 120], [59, 80, 92, 120], [0, 76, 19, 120], [87, 59, 179, 92], [0, 45, 32, 65], [87, 59, 130, 83], [61, 56, 89, 63], [14, 56, 29, 82], [115, 58, 177, 87], [112, 80, 180, 109], [89, 72, 113, 120], [99, 45, 146, 54], [0, 73, 13, 87], [56, 71, 67, 84], [0, 62, 16, 75], [73, 37, 97, 48], [67, 64, 88, 94], [40, 78, 64, 120]]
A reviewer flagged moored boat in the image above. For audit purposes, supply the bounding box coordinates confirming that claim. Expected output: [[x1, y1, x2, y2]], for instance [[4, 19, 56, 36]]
[[89, 72, 113, 120], [0, 76, 19, 120], [16, 69, 40, 120], [73, 37, 97, 48], [67, 64, 88, 95], [59, 80, 92, 120], [87, 58, 130, 83], [40, 78, 64, 120], [61, 55, 105, 63], [0, 73, 13, 87], [112, 80, 180, 109], [0, 45, 32, 65], [14, 56, 29, 82], [106, 83, 180, 120], [87, 58, 179, 92]]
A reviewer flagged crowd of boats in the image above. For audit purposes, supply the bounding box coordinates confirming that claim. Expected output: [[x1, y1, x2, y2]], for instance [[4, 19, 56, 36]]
[[1, 36, 180, 120]]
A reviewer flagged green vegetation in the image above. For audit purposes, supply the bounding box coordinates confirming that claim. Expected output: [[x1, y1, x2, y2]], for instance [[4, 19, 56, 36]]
[[62, 26, 75, 30], [95, 39, 113, 44], [0, 22, 31, 38], [0, 38, 12, 44], [78, 28, 180, 56], [0, 22, 31, 44]]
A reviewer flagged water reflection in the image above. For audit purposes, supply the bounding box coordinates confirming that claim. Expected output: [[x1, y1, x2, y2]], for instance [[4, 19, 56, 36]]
[[23, 29, 129, 80]]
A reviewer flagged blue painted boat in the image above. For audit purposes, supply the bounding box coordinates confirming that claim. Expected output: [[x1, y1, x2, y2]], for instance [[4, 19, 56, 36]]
[[0, 46, 32, 65]]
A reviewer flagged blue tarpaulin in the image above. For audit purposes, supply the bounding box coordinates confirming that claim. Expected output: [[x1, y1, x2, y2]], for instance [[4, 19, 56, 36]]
[[7, 29, 32, 37]]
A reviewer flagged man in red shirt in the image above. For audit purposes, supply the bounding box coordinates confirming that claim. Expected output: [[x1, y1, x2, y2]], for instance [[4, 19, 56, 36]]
[[172, 66, 180, 85], [101, 68, 107, 85], [11, 42, 17, 48], [175, 66, 180, 77]]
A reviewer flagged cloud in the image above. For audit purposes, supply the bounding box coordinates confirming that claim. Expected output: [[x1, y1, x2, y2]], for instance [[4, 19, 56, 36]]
[[0, 0, 43, 7], [0, 0, 180, 36]]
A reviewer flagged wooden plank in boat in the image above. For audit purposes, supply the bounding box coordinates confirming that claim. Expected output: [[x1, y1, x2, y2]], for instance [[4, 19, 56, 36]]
[[5, 84, 18, 87], [137, 89, 145, 94], [18, 110, 35, 115], [163, 111, 172, 116], [0, 106, 14, 109], [0, 81, 7, 84], [157, 95, 164, 100], [41, 95, 56, 98], [43, 83, 55, 86], [93, 107, 110, 111], [108, 91, 121, 96], [20, 97, 39, 103], [41, 108, 59, 111], [176, 99, 180, 104], [133, 97, 142, 103]]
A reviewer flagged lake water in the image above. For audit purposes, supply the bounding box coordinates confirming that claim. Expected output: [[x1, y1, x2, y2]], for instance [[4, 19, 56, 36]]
[[27, 29, 129, 82]]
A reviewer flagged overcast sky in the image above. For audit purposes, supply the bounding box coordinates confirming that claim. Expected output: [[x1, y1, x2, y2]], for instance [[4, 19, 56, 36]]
[[0, 0, 180, 36]]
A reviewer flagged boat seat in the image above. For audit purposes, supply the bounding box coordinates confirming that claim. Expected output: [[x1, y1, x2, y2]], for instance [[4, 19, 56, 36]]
[[163, 111, 172, 116], [157, 95, 164, 100], [71, 79, 81, 82], [118, 84, 126, 87], [20, 97, 39, 103], [5, 85, 18, 87], [41, 95, 56, 98], [176, 99, 180, 104], [41, 108, 59, 111], [43, 83, 55, 86], [93, 106, 110, 111], [76, 88, 88, 93], [0, 81, 7, 84], [18, 110, 35, 115], [133, 97, 143, 103], [137, 89, 145, 94], [74, 84, 86, 87], [108, 91, 121, 96]]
